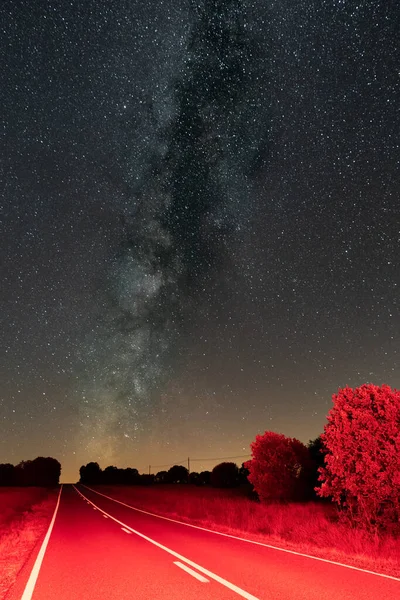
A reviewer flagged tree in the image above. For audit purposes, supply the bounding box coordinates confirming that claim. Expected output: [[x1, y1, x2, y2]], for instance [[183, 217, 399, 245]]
[[33, 457, 61, 486], [238, 462, 250, 484], [13, 457, 61, 486], [307, 436, 326, 496], [103, 465, 119, 485], [124, 467, 139, 484], [211, 462, 239, 488], [188, 471, 200, 485], [0, 463, 15, 485], [317, 384, 400, 531], [79, 462, 102, 485], [167, 465, 189, 484], [15, 460, 33, 486], [139, 473, 154, 485], [198, 470, 211, 485], [155, 470, 168, 483], [245, 431, 315, 502]]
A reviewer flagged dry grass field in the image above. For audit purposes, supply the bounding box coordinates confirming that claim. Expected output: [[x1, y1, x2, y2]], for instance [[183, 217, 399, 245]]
[[0, 487, 58, 598], [87, 484, 400, 578]]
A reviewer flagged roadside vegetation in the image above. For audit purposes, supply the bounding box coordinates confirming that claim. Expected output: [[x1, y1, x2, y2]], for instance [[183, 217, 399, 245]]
[[87, 482, 400, 578], [0, 487, 59, 598]]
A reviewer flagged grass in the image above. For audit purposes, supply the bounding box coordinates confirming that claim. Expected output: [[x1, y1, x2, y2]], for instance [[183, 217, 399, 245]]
[[90, 484, 400, 578], [0, 487, 59, 599]]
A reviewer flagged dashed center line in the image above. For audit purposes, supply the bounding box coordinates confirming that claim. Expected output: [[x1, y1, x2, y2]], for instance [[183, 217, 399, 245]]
[[174, 561, 209, 583], [121, 527, 132, 534], [103, 515, 108, 519], [73, 485, 259, 600]]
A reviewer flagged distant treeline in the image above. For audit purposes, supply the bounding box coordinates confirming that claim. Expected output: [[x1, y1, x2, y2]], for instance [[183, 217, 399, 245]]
[[79, 460, 273, 495], [0, 457, 61, 486], [79, 461, 253, 488]]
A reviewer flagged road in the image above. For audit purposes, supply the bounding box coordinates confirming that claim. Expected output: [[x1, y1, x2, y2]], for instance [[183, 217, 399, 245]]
[[6, 484, 400, 600]]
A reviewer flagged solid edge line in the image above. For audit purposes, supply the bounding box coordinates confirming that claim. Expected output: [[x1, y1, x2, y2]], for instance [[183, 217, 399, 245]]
[[81, 484, 400, 583], [174, 561, 209, 583], [73, 485, 259, 600], [20, 484, 63, 600]]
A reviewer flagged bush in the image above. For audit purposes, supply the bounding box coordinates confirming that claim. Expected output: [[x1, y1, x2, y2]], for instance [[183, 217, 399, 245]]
[[166, 465, 189, 484], [307, 436, 327, 497], [211, 462, 239, 488], [317, 384, 400, 532], [245, 431, 314, 502]]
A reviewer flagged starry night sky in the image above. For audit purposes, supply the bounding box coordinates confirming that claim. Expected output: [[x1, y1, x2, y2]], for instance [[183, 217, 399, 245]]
[[1, 0, 399, 482]]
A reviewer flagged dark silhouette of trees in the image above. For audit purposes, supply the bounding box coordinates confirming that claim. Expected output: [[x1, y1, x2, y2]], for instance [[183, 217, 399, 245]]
[[0, 463, 15, 485], [198, 470, 211, 485], [3, 457, 61, 486], [79, 463, 139, 485], [317, 384, 400, 532], [167, 465, 189, 484], [139, 474, 155, 485], [245, 431, 315, 502], [307, 436, 327, 496], [79, 462, 102, 485], [211, 462, 239, 488], [32, 457, 61, 486], [238, 462, 250, 485], [124, 467, 139, 484], [103, 466, 119, 484], [14, 460, 32, 485], [188, 472, 200, 485], [155, 470, 169, 483], [102, 466, 139, 485]]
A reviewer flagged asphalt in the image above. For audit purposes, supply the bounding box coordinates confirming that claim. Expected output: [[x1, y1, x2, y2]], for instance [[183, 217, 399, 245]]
[[6, 484, 400, 600]]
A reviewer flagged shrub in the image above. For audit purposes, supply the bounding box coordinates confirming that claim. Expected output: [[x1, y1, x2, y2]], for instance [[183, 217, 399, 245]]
[[245, 431, 314, 502], [317, 384, 400, 532], [211, 462, 239, 488]]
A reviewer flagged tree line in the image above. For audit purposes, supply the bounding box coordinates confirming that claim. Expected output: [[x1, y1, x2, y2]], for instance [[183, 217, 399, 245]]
[[79, 460, 251, 488], [0, 457, 61, 486]]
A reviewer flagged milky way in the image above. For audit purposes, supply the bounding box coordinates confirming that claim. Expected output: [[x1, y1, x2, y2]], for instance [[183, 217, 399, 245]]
[[2, 0, 399, 479], [76, 0, 273, 460]]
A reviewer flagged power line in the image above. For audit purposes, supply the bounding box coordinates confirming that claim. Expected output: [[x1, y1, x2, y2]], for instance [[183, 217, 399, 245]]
[[191, 455, 251, 462], [138, 454, 252, 474], [146, 459, 186, 470]]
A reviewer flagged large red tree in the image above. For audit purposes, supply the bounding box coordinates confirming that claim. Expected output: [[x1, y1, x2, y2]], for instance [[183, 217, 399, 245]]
[[317, 384, 400, 531], [245, 431, 314, 502]]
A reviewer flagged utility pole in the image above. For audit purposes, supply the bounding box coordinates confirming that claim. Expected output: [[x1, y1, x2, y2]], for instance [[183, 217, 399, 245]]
[[187, 457, 190, 474], [149, 465, 151, 476]]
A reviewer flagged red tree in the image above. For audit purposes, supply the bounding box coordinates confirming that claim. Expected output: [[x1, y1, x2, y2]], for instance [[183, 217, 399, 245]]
[[317, 384, 400, 531], [245, 431, 314, 502]]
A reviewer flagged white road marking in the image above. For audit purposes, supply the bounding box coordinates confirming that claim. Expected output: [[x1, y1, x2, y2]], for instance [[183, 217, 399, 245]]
[[81, 484, 400, 582], [103, 515, 108, 519], [20, 485, 63, 600], [121, 527, 132, 534], [174, 561, 209, 583], [73, 485, 259, 600]]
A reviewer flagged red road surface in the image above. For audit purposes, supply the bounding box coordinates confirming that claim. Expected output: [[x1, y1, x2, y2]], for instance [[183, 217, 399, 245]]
[[6, 484, 400, 600]]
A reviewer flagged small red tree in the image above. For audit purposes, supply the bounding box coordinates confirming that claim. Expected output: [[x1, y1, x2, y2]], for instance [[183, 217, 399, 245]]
[[245, 431, 314, 502], [317, 384, 400, 531]]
